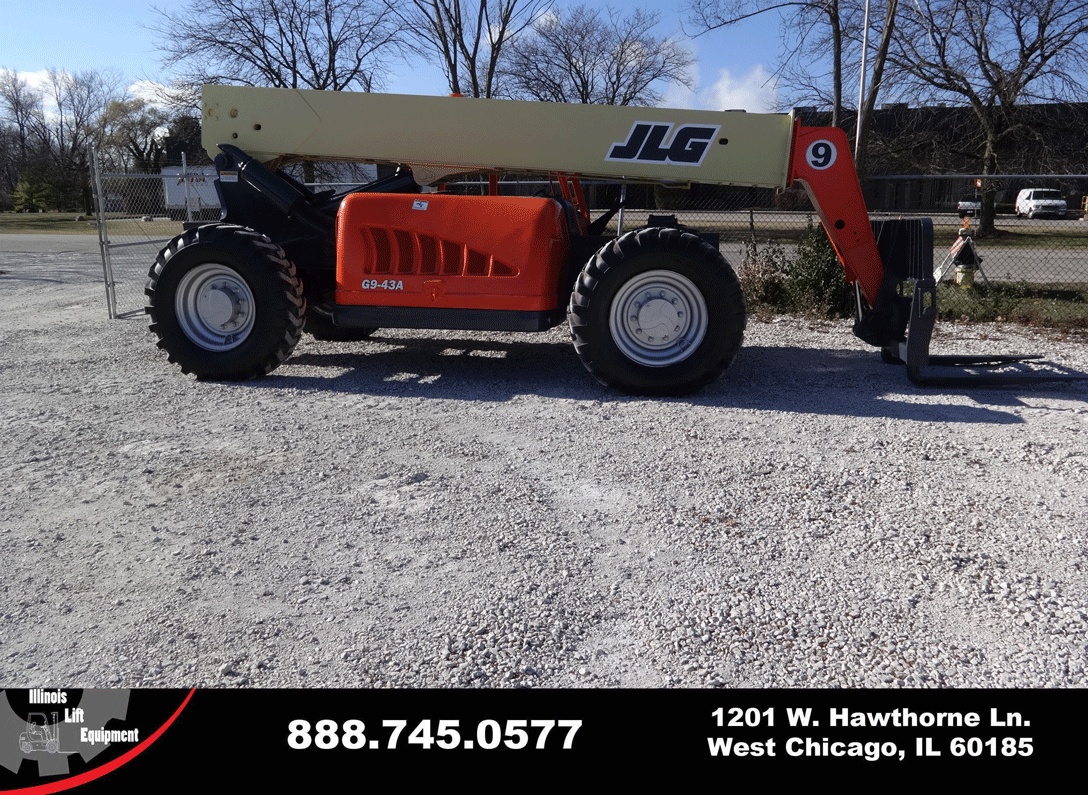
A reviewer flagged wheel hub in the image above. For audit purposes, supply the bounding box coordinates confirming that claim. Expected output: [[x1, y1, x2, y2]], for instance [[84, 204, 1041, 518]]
[[634, 295, 683, 345], [197, 281, 246, 327], [175, 263, 256, 351], [610, 270, 708, 367]]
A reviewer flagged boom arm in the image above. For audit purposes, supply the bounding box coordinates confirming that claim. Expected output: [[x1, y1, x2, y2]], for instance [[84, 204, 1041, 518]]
[[201, 85, 794, 187], [788, 124, 885, 305], [201, 85, 887, 306]]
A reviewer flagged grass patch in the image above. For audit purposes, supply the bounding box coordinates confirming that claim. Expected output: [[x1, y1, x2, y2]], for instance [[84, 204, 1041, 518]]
[[0, 212, 99, 234], [0, 212, 186, 238], [933, 225, 1088, 249], [937, 281, 1088, 328]]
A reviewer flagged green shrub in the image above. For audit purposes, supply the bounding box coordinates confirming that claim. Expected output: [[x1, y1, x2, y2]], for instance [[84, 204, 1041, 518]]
[[783, 221, 854, 317], [737, 238, 790, 309], [12, 179, 55, 213]]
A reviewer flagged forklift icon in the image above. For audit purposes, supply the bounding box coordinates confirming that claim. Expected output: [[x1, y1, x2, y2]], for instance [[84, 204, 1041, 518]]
[[18, 713, 63, 755]]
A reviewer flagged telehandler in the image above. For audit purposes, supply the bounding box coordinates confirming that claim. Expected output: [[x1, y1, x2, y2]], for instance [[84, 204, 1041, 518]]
[[145, 85, 1081, 394]]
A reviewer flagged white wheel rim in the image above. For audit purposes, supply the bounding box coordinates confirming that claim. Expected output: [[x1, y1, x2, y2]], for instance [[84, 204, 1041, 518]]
[[175, 263, 256, 351], [608, 269, 708, 367]]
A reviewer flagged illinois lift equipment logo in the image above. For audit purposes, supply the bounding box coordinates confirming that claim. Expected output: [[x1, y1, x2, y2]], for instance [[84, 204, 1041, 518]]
[[606, 122, 720, 167], [0, 688, 194, 792]]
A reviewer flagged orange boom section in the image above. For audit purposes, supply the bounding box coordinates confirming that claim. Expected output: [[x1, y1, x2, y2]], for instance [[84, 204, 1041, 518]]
[[336, 194, 570, 312], [789, 125, 884, 305]]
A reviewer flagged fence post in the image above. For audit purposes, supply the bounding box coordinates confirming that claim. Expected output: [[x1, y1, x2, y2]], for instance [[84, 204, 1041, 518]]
[[90, 147, 117, 319], [181, 151, 193, 224], [617, 182, 627, 236]]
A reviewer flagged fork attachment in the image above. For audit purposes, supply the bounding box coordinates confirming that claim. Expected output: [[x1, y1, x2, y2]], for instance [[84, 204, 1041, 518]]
[[865, 219, 1087, 386]]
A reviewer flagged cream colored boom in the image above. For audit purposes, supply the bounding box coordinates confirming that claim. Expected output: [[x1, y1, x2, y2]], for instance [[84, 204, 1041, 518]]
[[202, 84, 795, 188]]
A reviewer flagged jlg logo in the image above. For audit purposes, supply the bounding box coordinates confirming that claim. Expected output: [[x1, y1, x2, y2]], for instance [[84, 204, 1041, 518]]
[[606, 122, 720, 166]]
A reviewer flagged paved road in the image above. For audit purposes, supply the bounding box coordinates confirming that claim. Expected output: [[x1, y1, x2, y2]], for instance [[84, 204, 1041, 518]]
[[0, 233, 101, 254]]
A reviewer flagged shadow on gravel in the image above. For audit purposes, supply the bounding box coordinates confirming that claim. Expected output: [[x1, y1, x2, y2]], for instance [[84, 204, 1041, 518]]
[[224, 332, 1074, 424], [699, 345, 1045, 424], [265, 334, 593, 402]]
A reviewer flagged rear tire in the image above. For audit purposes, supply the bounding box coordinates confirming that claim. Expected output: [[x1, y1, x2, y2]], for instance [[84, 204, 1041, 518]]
[[146, 224, 304, 379], [568, 227, 746, 395]]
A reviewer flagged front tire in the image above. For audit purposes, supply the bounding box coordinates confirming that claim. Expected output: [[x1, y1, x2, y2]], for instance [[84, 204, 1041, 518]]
[[145, 225, 304, 379], [568, 227, 746, 395]]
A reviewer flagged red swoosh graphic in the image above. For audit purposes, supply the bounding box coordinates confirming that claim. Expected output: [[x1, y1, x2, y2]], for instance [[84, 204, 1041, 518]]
[[4, 689, 196, 795]]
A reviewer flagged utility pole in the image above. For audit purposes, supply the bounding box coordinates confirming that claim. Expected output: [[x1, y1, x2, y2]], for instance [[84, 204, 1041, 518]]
[[854, 0, 872, 160]]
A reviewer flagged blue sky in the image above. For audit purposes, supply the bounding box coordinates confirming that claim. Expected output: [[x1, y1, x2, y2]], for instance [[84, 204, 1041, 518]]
[[0, 0, 789, 111]]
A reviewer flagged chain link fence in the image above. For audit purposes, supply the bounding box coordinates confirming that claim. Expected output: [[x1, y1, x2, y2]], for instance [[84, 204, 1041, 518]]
[[92, 151, 217, 318], [92, 157, 1088, 322]]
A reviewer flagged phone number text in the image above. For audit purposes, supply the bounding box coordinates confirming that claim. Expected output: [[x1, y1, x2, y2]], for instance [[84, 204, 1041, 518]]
[[288, 718, 582, 751]]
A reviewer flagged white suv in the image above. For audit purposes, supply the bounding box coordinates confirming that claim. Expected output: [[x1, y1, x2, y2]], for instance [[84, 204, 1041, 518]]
[[1015, 188, 1067, 219]]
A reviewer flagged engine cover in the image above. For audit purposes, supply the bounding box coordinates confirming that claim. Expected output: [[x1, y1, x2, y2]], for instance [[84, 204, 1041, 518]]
[[335, 193, 570, 312]]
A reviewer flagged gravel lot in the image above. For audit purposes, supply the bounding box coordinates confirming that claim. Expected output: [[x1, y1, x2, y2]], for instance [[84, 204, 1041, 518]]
[[1, 236, 1086, 689]]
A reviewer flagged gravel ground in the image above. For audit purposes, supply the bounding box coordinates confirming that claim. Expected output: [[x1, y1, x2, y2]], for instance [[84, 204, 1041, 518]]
[[1, 238, 1086, 689]]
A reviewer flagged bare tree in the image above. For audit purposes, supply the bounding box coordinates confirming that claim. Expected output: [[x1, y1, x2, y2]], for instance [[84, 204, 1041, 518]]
[[504, 5, 694, 106], [0, 68, 157, 210], [0, 70, 48, 164], [151, 80, 204, 118], [99, 98, 172, 172], [152, 0, 402, 91], [888, 0, 1088, 234], [686, 0, 847, 125], [391, 1, 549, 98], [1, 70, 58, 208], [44, 69, 125, 210], [47, 69, 125, 166]]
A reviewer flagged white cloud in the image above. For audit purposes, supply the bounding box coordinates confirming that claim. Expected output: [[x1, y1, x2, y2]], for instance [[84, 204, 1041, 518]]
[[11, 70, 59, 117], [701, 65, 779, 113], [660, 71, 699, 109], [128, 79, 168, 105], [16, 69, 54, 92]]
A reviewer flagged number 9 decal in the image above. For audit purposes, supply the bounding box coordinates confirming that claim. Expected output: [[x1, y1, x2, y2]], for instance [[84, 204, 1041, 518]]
[[805, 140, 837, 170]]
